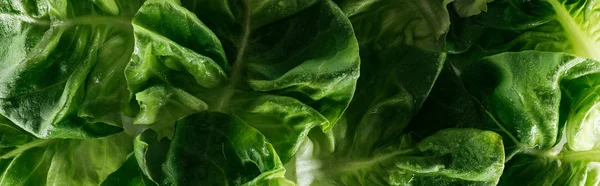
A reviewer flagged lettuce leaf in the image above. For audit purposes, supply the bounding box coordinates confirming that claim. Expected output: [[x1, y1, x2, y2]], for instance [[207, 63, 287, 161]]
[[0, 0, 144, 138]]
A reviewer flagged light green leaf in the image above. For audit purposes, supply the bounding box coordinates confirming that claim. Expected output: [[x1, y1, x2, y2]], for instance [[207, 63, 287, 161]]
[[453, 0, 493, 17], [562, 74, 600, 151], [133, 85, 208, 137], [0, 132, 132, 186], [231, 93, 328, 162]]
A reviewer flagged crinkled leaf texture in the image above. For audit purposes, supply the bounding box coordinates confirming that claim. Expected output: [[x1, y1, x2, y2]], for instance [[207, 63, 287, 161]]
[[125, 0, 359, 161], [104, 0, 359, 185], [444, 51, 600, 186], [274, 0, 504, 184], [462, 51, 600, 150], [107, 112, 295, 186], [499, 154, 600, 186], [0, 0, 144, 138], [0, 128, 132, 186], [0, 0, 360, 185], [336, 0, 453, 51], [0, 0, 534, 186], [281, 43, 505, 185], [562, 73, 600, 151], [110, 0, 506, 184], [447, 0, 600, 70], [292, 127, 504, 186], [335, 0, 493, 51]]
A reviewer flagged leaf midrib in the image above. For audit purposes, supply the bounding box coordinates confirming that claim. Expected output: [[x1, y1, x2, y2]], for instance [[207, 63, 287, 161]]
[[295, 148, 418, 174], [546, 0, 600, 61], [470, 95, 563, 161], [215, 0, 253, 112], [0, 139, 53, 159], [561, 149, 600, 162]]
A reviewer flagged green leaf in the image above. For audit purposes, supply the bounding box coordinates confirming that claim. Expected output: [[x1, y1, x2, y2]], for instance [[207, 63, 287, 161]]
[[133, 85, 208, 137], [126, 0, 359, 128], [336, 0, 452, 51], [102, 154, 157, 186], [131, 112, 295, 186], [125, 0, 359, 163], [453, 0, 493, 17], [322, 0, 451, 162], [230, 93, 328, 162], [283, 42, 505, 185], [133, 129, 169, 185], [0, 115, 34, 150], [292, 128, 504, 185], [164, 112, 292, 185], [338, 45, 445, 155], [499, 154, 600, 186], [0, 132, 133, 186], [562, 74, 600, 151], [336, 0, 492, 51], [462, 51, 600, 150], [447, 0, 600, 69], [0, 0, 144, 138], [408, 63, 485, 137], [456, 51, 600, 185]]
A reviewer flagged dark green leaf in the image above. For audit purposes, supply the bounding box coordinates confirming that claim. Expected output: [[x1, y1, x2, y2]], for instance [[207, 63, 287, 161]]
[[125, 0, 359, 163]]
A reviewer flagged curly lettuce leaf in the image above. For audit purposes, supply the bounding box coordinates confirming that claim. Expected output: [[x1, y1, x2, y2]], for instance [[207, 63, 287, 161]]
[[447, 0, 600, 69], [336, 0, 452, 51], [291, 127, 504, 186], [280, 41, 505, 185], [448, 51, 600, 186], [499, 154, 600, 186], [335, 0, 493, 51], [125, 112, 295, 186], [562, 74, 600, 151], [0, 132, 132, 186], [125, 0, 359, 160], [0, 0, 144, 138], [462, 51, 600, 150]]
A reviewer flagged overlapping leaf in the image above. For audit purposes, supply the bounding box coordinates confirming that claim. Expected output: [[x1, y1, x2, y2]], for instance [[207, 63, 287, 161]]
[[125, 0, 359, 161], [0, 0, 144, 138], [447, 0, 600, 69]]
